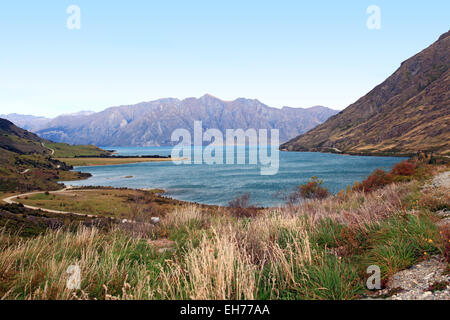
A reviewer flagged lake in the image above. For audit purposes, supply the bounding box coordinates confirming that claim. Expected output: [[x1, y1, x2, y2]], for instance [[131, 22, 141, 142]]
[[63, 146, 406, 207]]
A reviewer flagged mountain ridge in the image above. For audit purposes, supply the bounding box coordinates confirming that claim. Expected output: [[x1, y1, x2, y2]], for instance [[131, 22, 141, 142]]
[[4, 96, 338, 147], [281, 30, 450, 156]]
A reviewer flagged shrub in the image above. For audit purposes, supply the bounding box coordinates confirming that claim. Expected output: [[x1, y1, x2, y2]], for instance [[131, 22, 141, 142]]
[[390, 160, 416, 177], [228, 193, 258, 218], [353, 169, 392, 193], [297, 177, 329, 200]]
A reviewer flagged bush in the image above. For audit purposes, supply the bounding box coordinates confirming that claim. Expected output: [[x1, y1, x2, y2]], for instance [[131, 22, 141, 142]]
[[228, 193, 259, 218], [353, 169, 392, 193], [297, 177, 329, 200], [390, 160, 416, 177]]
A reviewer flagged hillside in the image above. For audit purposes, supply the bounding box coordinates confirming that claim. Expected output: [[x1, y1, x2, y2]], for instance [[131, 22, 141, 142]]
[[0, 118, 108, 191], [281, 31, 450, 155], [3, 96, 338, 146], [0, 118, 49, 154]]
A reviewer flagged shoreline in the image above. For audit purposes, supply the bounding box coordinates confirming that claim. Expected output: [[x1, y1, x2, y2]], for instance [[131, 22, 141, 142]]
[[56, 157, 185, 167], [57, 151, 417, 209], [279, 149, 414, 158]]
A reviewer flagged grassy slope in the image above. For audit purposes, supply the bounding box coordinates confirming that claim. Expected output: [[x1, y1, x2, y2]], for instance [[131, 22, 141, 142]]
[[0, 148, 90, 192], [46, 142, 112, 158], [56, 157, 173, 167], [0, 118, 113, 192], [0, 162, 448, 300]]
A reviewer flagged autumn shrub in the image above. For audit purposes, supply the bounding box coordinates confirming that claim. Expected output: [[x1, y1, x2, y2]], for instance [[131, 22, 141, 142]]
[[353, 169, 393, 193], [390, 160, 416, 177], [296, 177, 329, 200], [228, 193, 259, 218]]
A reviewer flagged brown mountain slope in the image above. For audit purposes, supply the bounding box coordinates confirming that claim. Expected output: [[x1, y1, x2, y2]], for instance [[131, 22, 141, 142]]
[[281, 31, 450, 156], [0, 118, 48, 154]]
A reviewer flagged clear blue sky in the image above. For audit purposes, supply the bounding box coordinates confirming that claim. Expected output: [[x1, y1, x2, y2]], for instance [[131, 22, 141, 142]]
[[0, 1, 448, 117]]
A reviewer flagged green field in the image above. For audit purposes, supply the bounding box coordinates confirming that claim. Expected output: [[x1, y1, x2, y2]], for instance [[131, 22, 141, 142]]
[[56, 157, 174, 167], [46, 142, 112, 158]]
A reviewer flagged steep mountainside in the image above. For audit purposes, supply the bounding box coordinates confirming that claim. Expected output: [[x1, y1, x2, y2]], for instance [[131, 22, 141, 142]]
[[0, 118, 49, 154], [19, 95, 337, 146], [281, 31, 450, 155]]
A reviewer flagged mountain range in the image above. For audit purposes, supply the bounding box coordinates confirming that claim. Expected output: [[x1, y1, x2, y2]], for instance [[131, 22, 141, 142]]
[[2, 96, 338, 146], [281, 31, 450, 156]]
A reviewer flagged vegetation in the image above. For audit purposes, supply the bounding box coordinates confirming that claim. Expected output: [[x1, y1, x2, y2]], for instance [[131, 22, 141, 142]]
[[0, 118, 114, 192], [46, 142, 112, 158], [15, 188, 217, 219], [0, 150, 91, 192], [1, 118, 449, 300], [352, 159, 428, 193], [0, 160, 448, 300], [56, 157, 174, 167], [297, 176, 329, 200]]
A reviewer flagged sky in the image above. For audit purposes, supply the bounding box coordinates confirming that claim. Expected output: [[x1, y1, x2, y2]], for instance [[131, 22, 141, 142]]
[[0, 1, 449, 118]]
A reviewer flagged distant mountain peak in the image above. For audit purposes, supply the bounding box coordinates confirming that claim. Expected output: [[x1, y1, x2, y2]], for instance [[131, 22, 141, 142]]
[[16, 96, 338, 146], [200, 93, 219, 99], [60, 110, 95, 117]]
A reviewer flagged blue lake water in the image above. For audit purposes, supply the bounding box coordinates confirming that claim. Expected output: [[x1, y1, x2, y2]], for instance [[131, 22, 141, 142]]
[[64, 147, 406, 207]]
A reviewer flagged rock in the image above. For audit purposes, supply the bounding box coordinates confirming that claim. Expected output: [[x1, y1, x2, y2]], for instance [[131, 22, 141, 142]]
[[385, 255, 450, 300], [150, 217, 160, 224], [432, 171, 450, 189]]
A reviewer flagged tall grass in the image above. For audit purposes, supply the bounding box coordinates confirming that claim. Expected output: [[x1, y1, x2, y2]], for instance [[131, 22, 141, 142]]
[[0, 226, 168, 300], [0, 169, 448, 300], [158, 227, 260, 300]]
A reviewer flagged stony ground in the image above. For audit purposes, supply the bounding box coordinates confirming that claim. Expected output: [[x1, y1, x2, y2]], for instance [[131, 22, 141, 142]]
[[386, 255, 449, 300], [383, 170, 450, 300], [431, 170, 450, 189]]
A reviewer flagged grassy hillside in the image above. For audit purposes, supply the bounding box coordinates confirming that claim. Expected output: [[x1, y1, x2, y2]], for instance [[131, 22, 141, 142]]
[[45, 142, 111, 158], [0, 118, 48, 154], [0, 118, 110, 192]]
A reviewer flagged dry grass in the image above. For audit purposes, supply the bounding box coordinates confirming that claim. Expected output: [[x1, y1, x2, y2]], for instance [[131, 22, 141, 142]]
[[282, 182, 410, 229], [15, 188, 192, 219], [0, 168, 448, 300], [0, 226, 160, 300], [160, 205, 206, 231], [158, 227, 260, 299]]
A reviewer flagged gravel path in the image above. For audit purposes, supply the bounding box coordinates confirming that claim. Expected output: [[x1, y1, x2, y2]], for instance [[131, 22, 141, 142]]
[[2, 188, 96, 217]]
